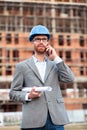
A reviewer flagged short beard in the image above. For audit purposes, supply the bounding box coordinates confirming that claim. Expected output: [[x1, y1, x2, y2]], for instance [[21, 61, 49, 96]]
[[36, 49, 46, 54], [34, 47, 46, 54]]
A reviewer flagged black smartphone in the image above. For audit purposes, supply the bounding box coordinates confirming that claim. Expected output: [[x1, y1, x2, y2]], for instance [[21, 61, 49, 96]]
[[45, 49, 52, 56]]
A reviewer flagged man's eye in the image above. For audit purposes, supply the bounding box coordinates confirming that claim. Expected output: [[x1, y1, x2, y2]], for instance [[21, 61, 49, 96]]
[[35, 38, 40, 41], [42, 38, 47, 41], [33, 38, 48, 42]]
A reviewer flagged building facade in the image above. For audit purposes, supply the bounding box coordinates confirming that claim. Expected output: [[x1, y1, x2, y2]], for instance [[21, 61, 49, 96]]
[[0, 0, 87, 122]]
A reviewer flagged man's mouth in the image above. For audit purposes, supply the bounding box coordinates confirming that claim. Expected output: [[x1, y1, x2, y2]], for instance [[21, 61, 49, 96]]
[[38, 45, 45, 48]]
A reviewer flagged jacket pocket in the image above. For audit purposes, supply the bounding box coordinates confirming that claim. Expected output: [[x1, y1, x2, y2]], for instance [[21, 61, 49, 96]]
[[56, 98, 64, 103]]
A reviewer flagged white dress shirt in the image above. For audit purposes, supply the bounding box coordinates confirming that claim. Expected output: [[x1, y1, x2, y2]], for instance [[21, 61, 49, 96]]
[[33, 56, 46, 82]]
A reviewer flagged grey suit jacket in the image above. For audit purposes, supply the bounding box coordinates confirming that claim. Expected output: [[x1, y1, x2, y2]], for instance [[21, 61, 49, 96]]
[[9, 56, 74, 129]]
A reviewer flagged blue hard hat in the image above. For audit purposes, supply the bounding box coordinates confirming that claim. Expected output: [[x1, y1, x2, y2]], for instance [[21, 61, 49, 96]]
[[29, 25, 50, 41]]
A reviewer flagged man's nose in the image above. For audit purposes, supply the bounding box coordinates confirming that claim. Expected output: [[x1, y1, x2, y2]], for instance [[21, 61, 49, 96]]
[[40, 39, 43, 43]]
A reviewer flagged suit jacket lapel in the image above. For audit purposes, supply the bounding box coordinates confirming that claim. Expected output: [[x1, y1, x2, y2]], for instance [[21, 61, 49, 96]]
[[44, 59, 53, 83], [26, 57, 54, 84], [26, 57, 43, 83]]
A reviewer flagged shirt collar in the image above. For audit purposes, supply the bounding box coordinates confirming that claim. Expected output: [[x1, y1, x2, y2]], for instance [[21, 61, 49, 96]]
[[32, 55, 47, 63]]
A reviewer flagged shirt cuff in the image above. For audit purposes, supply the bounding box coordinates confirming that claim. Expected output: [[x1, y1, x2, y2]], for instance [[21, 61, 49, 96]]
[[54, 56, 63, 64], [25, 93, 32, 101]]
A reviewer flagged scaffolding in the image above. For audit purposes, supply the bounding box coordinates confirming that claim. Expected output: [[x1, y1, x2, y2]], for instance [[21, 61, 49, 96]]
[[0, 0, 87, 116]]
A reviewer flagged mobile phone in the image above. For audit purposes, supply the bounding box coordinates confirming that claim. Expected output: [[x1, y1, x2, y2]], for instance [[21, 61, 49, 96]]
[[45, 44, 52, 56], [45, 50, 50, 56], [45, 49, 52, 56]]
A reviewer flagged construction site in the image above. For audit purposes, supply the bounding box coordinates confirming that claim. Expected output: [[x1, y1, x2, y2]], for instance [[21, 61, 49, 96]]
[[0, 0, 87, 127]]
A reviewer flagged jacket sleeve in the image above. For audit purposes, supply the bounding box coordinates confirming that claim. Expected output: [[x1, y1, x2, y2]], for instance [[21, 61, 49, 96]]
[[9, 63, 28, 103], [56, 61, 74, 83]]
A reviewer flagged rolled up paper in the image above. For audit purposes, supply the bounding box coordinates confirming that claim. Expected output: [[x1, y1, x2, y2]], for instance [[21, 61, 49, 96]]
[[22, 86, 52, 92]]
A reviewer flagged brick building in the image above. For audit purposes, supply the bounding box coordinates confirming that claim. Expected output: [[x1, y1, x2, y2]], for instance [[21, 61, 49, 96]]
[[0, 0, 87, 121]]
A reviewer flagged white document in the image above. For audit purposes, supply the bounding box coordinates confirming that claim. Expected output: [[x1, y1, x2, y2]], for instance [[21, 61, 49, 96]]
[[22, 86, 52, 92]]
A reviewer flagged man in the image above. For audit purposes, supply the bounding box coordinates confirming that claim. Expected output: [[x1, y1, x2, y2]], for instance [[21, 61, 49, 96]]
[[9, 25, 74, 130]]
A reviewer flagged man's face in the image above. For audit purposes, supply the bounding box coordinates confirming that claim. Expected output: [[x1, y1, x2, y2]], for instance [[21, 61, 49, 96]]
[[32, 35, 48, 54]]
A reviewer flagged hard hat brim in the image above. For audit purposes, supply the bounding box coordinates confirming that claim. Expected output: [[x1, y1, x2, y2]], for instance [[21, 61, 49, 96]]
[[29, 34, 50, 41]]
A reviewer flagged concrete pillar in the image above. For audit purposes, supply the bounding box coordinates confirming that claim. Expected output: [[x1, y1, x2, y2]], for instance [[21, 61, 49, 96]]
[[70, 7, 74, 33], [43, 5, 46, 25], [84, 88, 87, 98], [19, 3, 23, 32], [51, 4, 56, 34], [73, 82, 79, 98], [34, 6, 37, 25], [4, 3, 8, 31], [79, 88, 84, 97]]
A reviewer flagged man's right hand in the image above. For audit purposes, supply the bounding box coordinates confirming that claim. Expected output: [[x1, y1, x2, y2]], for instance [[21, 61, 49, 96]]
[[28, 87, 41, 99]]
